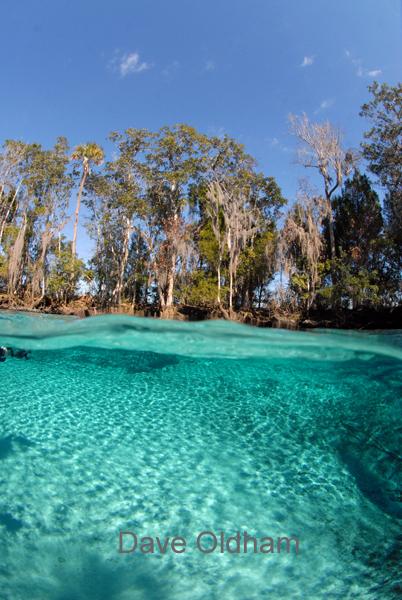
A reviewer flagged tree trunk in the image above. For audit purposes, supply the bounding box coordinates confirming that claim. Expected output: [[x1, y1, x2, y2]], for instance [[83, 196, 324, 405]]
[[72, 160, 88, 257], [229, 266, 233, 312], [165, 251, 176, 308], [324, 187, 336, 260], [158, 282, 166, 310], [8, 209, 28, 298], [31, 229, 52, 301], [112, 216, 131, 305], [131, 278, 137, 311], [257, 285, 263, 309], [145, 270, 153, 306], [217, 260, 221, 305]]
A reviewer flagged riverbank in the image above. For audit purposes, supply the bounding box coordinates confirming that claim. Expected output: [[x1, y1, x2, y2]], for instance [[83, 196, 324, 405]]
[[1, 295, 401, 330]]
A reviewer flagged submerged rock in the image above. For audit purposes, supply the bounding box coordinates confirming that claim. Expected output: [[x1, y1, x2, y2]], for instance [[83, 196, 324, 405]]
[[6, 347, 30, 359]]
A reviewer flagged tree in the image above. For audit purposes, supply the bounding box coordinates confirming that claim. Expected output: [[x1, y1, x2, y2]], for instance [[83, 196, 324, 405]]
[[236, 229, 277, 309], [86, 130, 148, 306], [205, 181, 227, 305], [141, 125, 208, 311], [7, 197, 29, 299], [0, 140, 30, 246], [330, 171, 397, 307], [323, 259, 380, 310], [2, 117, 396, 318], [360, 82, 402, 254], [190, 135, 256, 307], [25, 138, 72, 302], [289, 114, 356, 260], [1, 139, 73, 302], [206, 181, 260, 313], [333, 171, 383, 271], [279, 192, 326, 311], [0, 141, 32, 299], [200, 136, 285, 311], [71, 143, 104, 257], [47, 237, 86, 303]]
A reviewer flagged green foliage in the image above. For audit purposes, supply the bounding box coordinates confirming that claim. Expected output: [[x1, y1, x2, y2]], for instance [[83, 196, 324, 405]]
[[0, 253, 8, 282], [333, 171, 383, 269], [318, 259, 380, 309], [290, 261, 327, 303], [71, 143, 104, 167], [330, 171, 399, 302], [360, 82, 402, 254], [0, 110, 400, 315], [47, 243, 86, 301], [237, 230, 277, 308], [180, 271, 224, 307], [1, 224, 19, 248], [198, 221, 223, 268], [360, 82, 402, 191]]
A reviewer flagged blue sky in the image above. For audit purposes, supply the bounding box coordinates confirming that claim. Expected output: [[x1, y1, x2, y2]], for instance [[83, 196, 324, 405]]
[[1, 0, 401, 258]]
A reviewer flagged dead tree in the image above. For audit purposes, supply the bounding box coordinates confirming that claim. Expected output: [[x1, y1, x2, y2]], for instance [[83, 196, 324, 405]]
[[289, 113, 357, 260]]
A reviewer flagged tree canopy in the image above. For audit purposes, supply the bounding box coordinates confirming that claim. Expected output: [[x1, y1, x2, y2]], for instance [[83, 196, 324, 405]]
[[0, 85, 400, 319]]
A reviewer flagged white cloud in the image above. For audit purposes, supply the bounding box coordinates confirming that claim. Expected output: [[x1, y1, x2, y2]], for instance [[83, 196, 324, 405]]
[[320, 99, 334, 109], [204, 60, 216, 72], [314, 98, 335, 114], [344, 50, 382, 79], [301, 55, 314, 67], [118, 52, 151, 76], [357, 65, 382, 78]]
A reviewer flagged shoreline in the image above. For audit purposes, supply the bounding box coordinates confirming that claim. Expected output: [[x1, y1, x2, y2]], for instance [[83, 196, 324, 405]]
[[1, 302, 401, 331]]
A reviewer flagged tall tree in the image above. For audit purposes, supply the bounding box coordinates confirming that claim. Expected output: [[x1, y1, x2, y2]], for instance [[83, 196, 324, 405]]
[[200, 136, 284, 311], [190, 135, 256, 307], [206, 180, 278, 313], [86, 130, 148, 306], [71, 143, 104, 257], [26, 138, 72, 301], [142, 125, 208, 311], [333, 171, 383, 270], [205, 181, 226, 306], [0, 141, 31, 247], [289, 114, 356, 260], [330, 171, 394, 307], [279, 193, 326, 311], [7, 196, 29, 299], [360, 82, 402, 255]]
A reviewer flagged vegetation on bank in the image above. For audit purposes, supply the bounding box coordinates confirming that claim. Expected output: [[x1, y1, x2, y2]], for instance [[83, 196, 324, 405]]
[[0, 83, 400, 325]]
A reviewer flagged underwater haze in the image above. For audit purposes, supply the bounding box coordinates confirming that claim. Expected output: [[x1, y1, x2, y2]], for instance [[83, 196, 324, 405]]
[[0, 312, 401, 599]]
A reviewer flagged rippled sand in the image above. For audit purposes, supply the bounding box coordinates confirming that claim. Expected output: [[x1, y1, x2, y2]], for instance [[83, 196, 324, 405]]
[[0, 313, 401, 599]]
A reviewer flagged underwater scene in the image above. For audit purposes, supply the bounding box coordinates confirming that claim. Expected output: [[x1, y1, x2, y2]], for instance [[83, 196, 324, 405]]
[[0, 312, 401, 599]]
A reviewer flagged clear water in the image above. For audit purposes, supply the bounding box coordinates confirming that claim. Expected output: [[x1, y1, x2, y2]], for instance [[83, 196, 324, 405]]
[[0, 312, 401, 600]]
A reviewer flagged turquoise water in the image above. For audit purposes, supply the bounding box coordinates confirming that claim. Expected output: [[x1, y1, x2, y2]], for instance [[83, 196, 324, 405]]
[[0, 312, 401, 599]]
